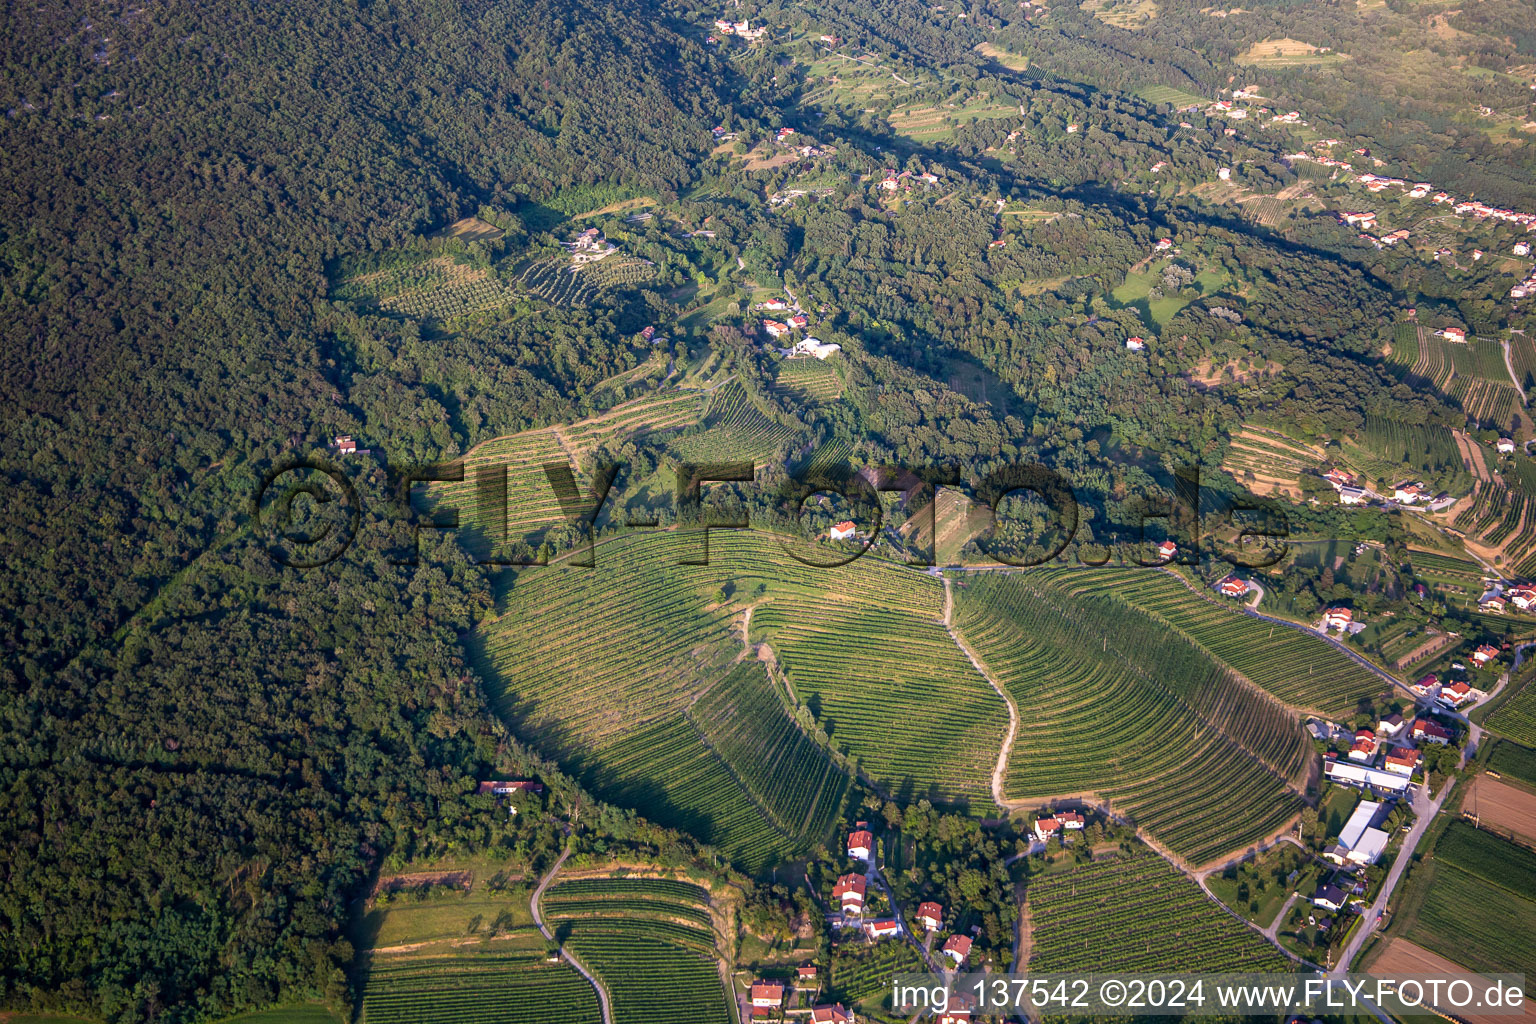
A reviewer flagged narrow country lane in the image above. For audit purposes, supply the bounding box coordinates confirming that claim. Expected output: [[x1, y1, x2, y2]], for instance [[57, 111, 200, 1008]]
[[530, 846, 614, 1024]]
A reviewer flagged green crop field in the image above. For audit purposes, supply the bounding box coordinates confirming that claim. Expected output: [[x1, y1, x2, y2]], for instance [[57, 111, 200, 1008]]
[[830, 940, 923, 1008], [1093, 571, 1389, 715], [1487, 740, 1536, 786], [773, 357, 845, 404], [954, 572, 1309, 864], [1487, 662, 1536, 745], [1026, 852, 1292, 972], [544, 878, 732, 1024], [1357, 416, 1465, 483], [1404, 824, 1536, 982]]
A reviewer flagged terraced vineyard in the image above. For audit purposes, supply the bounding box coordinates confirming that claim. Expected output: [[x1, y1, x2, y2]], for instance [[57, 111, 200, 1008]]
[[954, 572, 1309, 863], [516, 260, 599, 306], [1487, 661, 1536, 746], [1026, 852, 1292, 972], [1098, 571, 1389, 715], [830, 940, 924, 1005], [362, 954, 601, 1024], [543, 878, 732, 1024], [773, 357, 845, 404], [421, 390, 708, 557], [1356, 416, 1465, 484], [1219, 426, 1322, 497], [669, 381, 804, 464]]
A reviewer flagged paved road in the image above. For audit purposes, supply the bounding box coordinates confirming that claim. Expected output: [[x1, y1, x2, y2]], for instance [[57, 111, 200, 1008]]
[[1331, 777, 1454, 977], [530, 846, 613, 1024]]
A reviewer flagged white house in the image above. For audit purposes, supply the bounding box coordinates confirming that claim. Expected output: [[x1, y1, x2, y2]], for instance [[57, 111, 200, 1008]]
[[1472, 643, 1499, 668], [846, 829, 872, 860], [751, 982, 786, 1009], [1442, 327, 1466, 342], [942, 934, 972, 966], [810, 1005, 852, 1024], [1383, 747, 1420, 776], [917, 901, 944, 931], [1322, 607, 1354, 630], [1393, 482, 1423, 503], [1498, 437, 1516, 454], [829, 521, 857, 542], [1156, 539, 1178, 560], [1125, 336, 1146, 351], [1311, 883, 1347, 912], [833, 874, 867, 915], [1218, 167, 1232, 180], [792, 337, 842, 360], [1033, 816, 1062, 842], [864, 919, 900, 940]]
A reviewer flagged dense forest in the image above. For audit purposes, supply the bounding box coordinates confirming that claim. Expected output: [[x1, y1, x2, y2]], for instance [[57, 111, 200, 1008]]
[[2, 0, 1533, 1018]]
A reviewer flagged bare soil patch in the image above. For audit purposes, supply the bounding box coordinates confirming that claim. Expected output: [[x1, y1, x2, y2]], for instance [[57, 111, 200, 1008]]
[[1368, 938, 1536, 1024], [1466, 774, 1536, 849]]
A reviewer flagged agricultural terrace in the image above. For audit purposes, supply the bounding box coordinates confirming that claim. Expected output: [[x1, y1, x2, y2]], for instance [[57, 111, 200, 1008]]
[[745, 544, 1007, 809], [356, 879, 599, 1024], [1025, 852, 1292, 972], [362, 955, 600, 1024], [335, 253, 517, 321], [886, 94, 1018, 143], [476, 534, 850, 869], [1099, 571, 1390, 715], [1219, 426, 1325, 498], [1401, 822, 1536, 982], [668, 381, 804, 464], [1510, 333, 1536, 392], [830, 941, 923, 1012], [1487, 660, 1536, 745], [1407, 549, 1484, 608], [421, 390, 706, 556], [772, 357, 844, 404], [1081, 0, 1158, 30], [543, 878, 732, 1024], [515, 254, 657, 306], [1453, 479, 1534, 569], [1347, 416, 1466, 491], [954, 573, 1309, 864]]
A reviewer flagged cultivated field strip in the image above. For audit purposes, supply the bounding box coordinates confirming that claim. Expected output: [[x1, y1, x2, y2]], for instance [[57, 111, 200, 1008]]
[[362, 953, 602, 1024], [668, 380, 803, 463], [544, 878, 732, 1024], [953, 573, 1307, 863], [1026, 853, 1291, 973]]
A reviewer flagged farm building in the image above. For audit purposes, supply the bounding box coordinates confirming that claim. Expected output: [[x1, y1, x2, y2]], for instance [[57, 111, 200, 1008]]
[[833, 873, 867, 915], [917, 901, 943, 931], [1324, 800, 1388, 866], [1339, 487, 1367, 504], [846, 829, 873, 859], [791, 337, 842, 360], [942, 934, 972, 966]]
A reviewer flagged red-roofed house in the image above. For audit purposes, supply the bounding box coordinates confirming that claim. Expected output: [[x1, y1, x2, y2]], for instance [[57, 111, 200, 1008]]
[[847, 829, 873, 860], [762, 319, 791, 338], [1033, 816, 1062, 842], [942, 934, 973, 966], [1443, 327, 1466, 342], [833, 873, 867, 915], [1157, 539, 1178, 560], [797, 964, 819, 982], [478, 780, 543, 795], [1058, 810, 1086, 830], [1125, 336, 1146, 351], [1323, 607, 1353, 629], [938, 1013, 973, 1024], [752, 982, 786, 1008], [789, 314, 810, 329], [1348, 729, 1377, 762], [917, 901, 944, 931], [1439, 680, 1474, 705], [810, 1006, 852, 1024], [829, 521, 857, 542], [1472, 644, 1499, 667], [1384, 748, 1420, 776], [1219, 576, 1250, 597], [1412, 718, 1451, 745], [1412, 673, 1439, 695], [864, 919, 900, 939]]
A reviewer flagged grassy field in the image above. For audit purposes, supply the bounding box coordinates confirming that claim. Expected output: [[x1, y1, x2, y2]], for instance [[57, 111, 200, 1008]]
[[1081, 0, 1158, 30], [954, 571, 1310, 865], [1486, 661, 1536, 746], [1487, 740, 1536, 787], [1134, 84, 1207, 109], [1236, 38, 1347, 68], [1026, 851, 1293, 972]]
